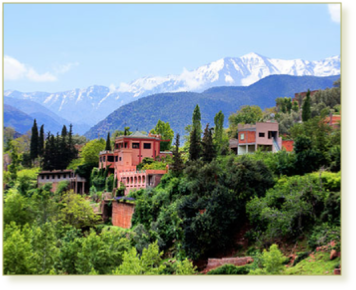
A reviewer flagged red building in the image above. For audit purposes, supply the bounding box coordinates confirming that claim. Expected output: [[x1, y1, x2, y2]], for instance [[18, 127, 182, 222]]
[[229, 122, 282, 155], [292, 90, 319, 106], [99, 131, 171, 195]]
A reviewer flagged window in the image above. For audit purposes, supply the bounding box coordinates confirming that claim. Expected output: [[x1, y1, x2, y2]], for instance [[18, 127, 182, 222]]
[[115, 144, 119, 149], [240, 133, 245, 140], [132, 143, 140, 149], [115, 156, 118, 162], [100, 157, 102, 162], [58, 174, 61, 179], [41, 175, 44, 180], [144, 143, 151, 149], [259, 132, 265, 137], [119, 157, 122, 161], [47, 175, 49, 180], [52, 175, 55, 179], [124, 142, 128, 148], [108, 156, 114, 162], [63, 174, 67, 178], [103, 156, 106, 162]]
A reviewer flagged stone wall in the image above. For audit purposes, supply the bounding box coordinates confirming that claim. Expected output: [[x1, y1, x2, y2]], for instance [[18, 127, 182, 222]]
[[112, 201, 135, 228]]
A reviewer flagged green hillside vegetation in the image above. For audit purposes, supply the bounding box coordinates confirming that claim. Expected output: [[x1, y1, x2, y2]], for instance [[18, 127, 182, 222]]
[[3, 79, 341, 275]]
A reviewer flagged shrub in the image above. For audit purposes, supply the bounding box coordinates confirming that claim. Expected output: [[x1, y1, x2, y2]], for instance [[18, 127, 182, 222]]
[[207, 264, 250, 275]]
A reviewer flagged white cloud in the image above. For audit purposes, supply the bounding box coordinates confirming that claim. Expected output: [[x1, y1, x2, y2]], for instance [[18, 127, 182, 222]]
[[4, 55, 27, 80], [328, 4, 340, 23], [4, 55, 57, 82], [54, 62, 79, 74]]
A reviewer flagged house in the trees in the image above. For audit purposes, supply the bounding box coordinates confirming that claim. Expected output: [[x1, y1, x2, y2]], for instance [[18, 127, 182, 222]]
[[229, 122, 283, 155], [37, 169, 88, 194], [99, 131, 172, 195], [292, 89, 319, 106]]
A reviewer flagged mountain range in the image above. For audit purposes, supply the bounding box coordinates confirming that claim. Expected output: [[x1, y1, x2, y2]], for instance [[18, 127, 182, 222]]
[[84, 74, 340, 140], [4, 97, 90, 135], [4, 53, 340, 127]]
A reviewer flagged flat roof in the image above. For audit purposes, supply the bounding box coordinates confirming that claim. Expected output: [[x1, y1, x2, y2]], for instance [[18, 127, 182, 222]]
[[39, 169, 73, 174]]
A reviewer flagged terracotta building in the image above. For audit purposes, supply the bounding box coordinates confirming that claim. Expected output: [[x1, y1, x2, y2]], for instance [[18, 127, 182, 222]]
[[229, 122, 282, 155], [37, 169, 88, 194], [292, 90, 319, 106], [99, 131, 171, 195]]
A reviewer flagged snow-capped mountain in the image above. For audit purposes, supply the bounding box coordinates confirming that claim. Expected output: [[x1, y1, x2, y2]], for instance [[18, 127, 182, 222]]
[[5, 53, 340, 126]]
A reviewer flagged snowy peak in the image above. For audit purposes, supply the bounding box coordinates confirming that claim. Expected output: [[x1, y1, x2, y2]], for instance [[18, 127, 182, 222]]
[[5, 53, 340, 127]]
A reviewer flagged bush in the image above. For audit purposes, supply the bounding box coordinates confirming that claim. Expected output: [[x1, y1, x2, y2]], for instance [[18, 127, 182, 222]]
[[249, 244, 286, 275], [207, 264, 250, 275]]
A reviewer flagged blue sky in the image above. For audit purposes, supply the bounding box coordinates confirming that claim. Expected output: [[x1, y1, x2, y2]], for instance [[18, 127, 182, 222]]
[[4, 3, 340, 93]]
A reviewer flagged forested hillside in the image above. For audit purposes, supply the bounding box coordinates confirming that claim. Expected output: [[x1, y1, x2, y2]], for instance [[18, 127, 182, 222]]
[[84, 74, 339, 140]]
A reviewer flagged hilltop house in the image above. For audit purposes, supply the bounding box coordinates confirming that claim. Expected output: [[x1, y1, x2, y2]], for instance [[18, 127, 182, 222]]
[[229, 121, 284, 155], [99, 131, 172, 195]]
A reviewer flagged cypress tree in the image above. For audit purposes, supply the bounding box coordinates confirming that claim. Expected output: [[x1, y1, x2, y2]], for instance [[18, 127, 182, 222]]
[[171, 133, 184, 176], [192, 105, 202, 141], [38, 125, 45, 157], [201, 124, 216, 163], [30, 119, 39, 160], [189, 128, 201, 161], [105, 132, 112, 151], [214, 111, 224, 150], [302, 90, 312, 122], [61, 125, 68, 137]]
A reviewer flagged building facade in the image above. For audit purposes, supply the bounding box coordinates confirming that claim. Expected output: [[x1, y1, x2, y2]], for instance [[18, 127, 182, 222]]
[[229, 122, 282, 155], [37, 169, 88, 194], [99, 131, 171, 195]]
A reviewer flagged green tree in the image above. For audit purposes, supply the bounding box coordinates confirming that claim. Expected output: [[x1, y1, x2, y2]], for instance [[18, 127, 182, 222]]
[[3, 222, 33, 274], [302, 89, 312, 122], [31, 222, 59, 274], [192, 104, 202, 141], [61, 125, 68, 137], [201, 124, 216, 163], [7, 140, 20, 186], [189, 128, 201, 161], [59, 191, 101, 228], [113, 241, 166, 275], [150, 119, 174, 150], [228, 105, 263, 137], [124, 126, 131, 136], [30, 119, 39, 160], [213, 110, 224, 151], [249, 244, 285, 275], [171, 134, 184, 176], [81, 138, 106, 164], [38, 125, 45, 157], [105, 132, 112, 151], [292, 100, 299, 112]]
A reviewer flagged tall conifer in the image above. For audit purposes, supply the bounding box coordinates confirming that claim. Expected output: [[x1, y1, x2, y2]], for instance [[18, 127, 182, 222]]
[[192, 105, 202, 141], [171, 133, 184, 176], [214, 111, 224, 151], [38, 125, 45, 157], [302, 90, 312, 122], [30, 119, 39, 160], [189, 128, 201, 161], [201, 124, 216, 163], [61, 125, 68, 137], [105, 132, 112, 151]]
